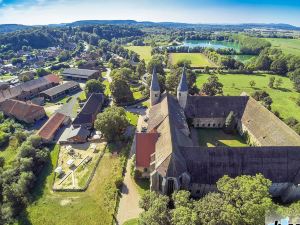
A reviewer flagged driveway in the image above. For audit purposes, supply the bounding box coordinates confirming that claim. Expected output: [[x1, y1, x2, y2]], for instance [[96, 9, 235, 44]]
[[116, 157, 143, 225], [56, 91, 82, 119]]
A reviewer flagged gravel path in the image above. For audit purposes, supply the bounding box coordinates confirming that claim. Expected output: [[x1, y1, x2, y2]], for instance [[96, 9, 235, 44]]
[[116, 157, 143, 225]]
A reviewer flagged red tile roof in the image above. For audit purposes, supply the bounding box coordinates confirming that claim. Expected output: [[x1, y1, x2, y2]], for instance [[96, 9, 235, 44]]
[[136, 132, 159, 168], [37, 112, 67, 141], [44, 74, 61, 84], [0, 99, 45, 123]]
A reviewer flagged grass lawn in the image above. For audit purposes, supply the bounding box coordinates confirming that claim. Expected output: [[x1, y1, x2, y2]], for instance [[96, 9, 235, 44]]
[[133, 91, 143, 100], [78, 91, 87, 102], [126, 112, 139, 126], [197, 129, 248, 147], [196, 73, 300, 121], [141, 100, 150, 108], [265, 38, 300, 56], [169, 53, 217, 68], [123, 218, 138, 225], [20, 144, 123, 225], [0, 74, 15, 81], [125, 46, 152, 64], [0, 137, 19, 168]]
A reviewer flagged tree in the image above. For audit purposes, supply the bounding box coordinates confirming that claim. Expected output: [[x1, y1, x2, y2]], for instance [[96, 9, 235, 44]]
[[85, 79, 104, 94], [262, 96, 273, 110], [11, 58, 23, 65], [165, 67, 196, 94], [147, 55, 165, 75], [268, 76, 275, 88], [201, 75, 223, 96], [255, 55, 272, 70], [216, 174, 273, 225], [136, 60, 146, 79], [36, 68, 50, 77], [275, 78, 283, 89], [270, 58, 288, 75], [285, 117, 299, 127], [249, 80, 256, 88], [110, 78, 134, 104], [94, 106, 129, 141], [172, 206, 197, 225], [196, 192, 229, 225], [139, 192, 170, 225]]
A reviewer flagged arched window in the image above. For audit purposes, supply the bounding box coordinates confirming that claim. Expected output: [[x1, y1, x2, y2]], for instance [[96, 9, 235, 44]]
[[208, 123, 210, 127]]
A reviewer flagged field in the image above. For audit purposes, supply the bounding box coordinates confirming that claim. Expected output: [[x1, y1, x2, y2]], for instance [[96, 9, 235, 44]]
[[197, 129, 248, 147], [20, 144, 123, 225], [169, 53, 217, 68], [125, 46, 152, 63], [266, 38, 300, 56], [196, 73, 300, 121]]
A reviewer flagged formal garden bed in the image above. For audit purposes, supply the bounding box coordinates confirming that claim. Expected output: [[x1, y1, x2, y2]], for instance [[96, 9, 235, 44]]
[[52, 142, 107, 190]]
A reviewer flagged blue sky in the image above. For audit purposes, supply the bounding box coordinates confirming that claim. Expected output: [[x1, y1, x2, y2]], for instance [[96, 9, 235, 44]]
[[0, 0, 299, 26]]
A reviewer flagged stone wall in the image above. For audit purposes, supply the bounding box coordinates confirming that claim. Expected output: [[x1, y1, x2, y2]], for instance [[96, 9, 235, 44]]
[[192, 117, 225, 128]]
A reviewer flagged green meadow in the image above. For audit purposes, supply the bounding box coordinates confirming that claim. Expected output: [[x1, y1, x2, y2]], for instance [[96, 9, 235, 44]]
[[196, 73, 300, 121], [20, 145, 122, 225], [125, 46, 152, 63], [170, 53, 217, 68], [265, 38, 300, 56]]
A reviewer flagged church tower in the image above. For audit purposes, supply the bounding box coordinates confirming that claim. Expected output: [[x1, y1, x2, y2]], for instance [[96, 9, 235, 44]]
[[177, 67, 188, 109], [150, 67, 161, 107]]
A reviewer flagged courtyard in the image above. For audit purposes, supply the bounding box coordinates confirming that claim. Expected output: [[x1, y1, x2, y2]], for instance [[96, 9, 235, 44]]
[[197, 128, 249, 147]]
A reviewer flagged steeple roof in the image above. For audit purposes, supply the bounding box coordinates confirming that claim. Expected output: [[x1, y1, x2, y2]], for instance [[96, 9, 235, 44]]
[[150, 67, 160, 92], [177, 67, 188, 92]]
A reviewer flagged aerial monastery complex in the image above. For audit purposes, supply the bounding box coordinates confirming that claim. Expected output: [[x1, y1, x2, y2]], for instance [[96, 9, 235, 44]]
[[136, 68, 300, 203]]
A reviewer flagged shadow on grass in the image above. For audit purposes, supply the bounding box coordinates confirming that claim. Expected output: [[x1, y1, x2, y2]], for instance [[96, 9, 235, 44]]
[[276, 87, 291, 92], [135, 178, 150, 194]]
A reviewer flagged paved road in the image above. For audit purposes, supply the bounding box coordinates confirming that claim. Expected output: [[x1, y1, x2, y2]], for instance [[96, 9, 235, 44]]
[[56, 91, 82, 119], [116, 157, 143, 225]]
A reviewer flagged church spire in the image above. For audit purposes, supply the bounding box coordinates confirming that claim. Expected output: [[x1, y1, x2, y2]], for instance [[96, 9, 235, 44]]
[[150, 66, 160, 92], [177, 66, 188, 92], [150, 66, 161, 106], [177, 66, 188, 109]]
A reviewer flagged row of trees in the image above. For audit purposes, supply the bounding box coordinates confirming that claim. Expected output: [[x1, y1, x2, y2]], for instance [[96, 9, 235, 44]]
[[138, 174, 276, 225], [0, 25, 144, 52], [0, 136, 49, 224]]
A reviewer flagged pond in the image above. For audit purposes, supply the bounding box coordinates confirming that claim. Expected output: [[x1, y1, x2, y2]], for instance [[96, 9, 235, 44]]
[[182, 40, 240, 51]]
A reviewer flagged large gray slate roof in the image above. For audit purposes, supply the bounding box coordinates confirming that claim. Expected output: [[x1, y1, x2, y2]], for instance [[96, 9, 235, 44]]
[[181, 146, 300, 184], [62, 68, 98, 78], [185, 96, 249, 118], [41, 81, 79, 97]]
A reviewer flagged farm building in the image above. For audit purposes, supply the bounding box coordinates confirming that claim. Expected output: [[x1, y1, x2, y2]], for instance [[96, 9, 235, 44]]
[[61, 68, 99, 81], [0, 99, 46, 123], [37, 112, 71, 143], [40, 81, 81, 101], [136, 68, 300, 203], [0, 74, 60, 103], [73, 93, 104, 129], [59, 125, 90, 144]]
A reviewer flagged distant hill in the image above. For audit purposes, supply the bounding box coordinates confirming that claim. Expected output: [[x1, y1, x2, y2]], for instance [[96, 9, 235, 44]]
[[0, 20, 299, 33], [0, 24, 31, 33]]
